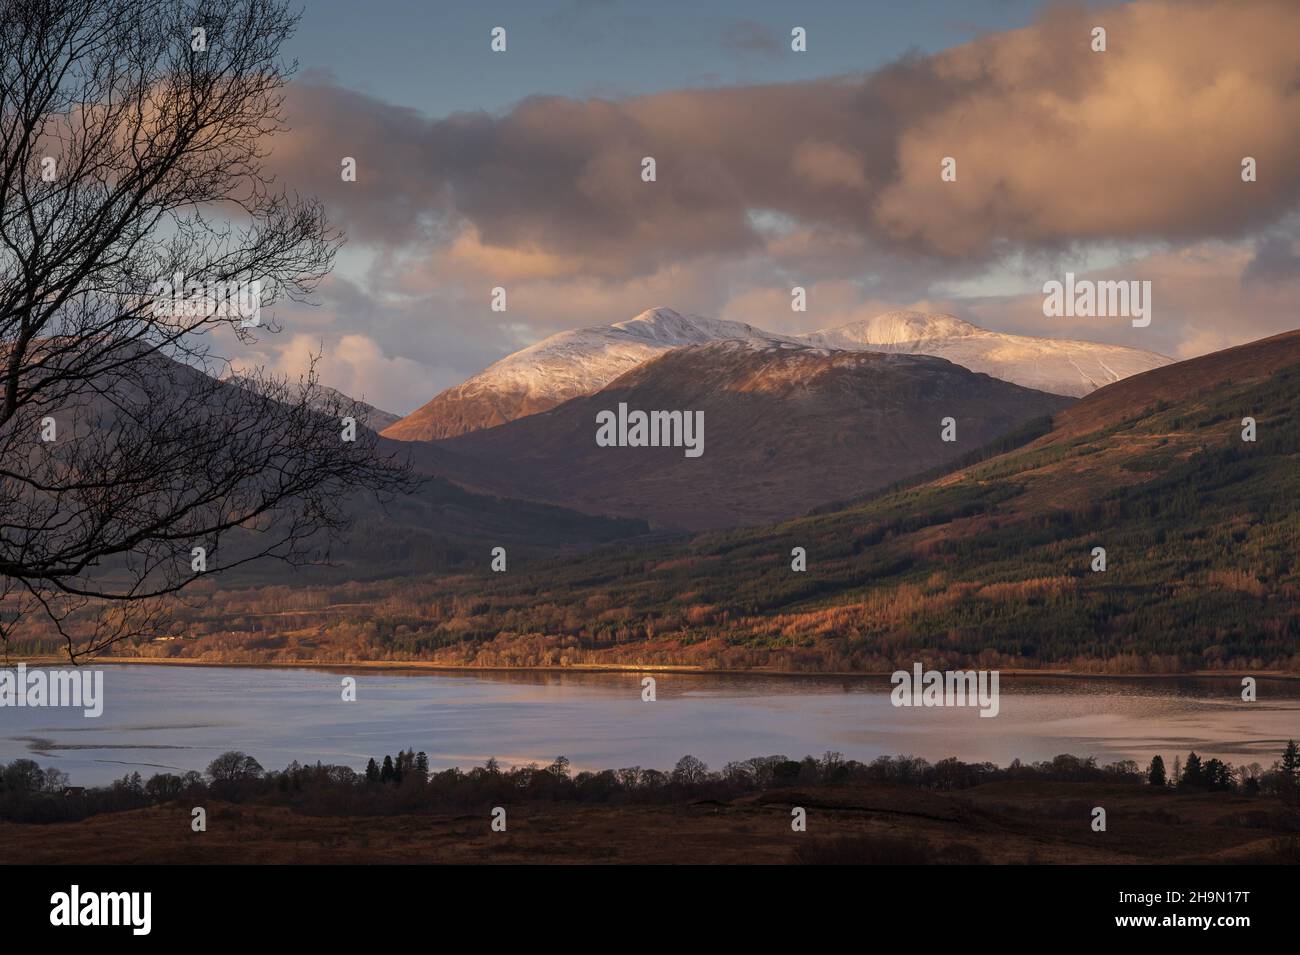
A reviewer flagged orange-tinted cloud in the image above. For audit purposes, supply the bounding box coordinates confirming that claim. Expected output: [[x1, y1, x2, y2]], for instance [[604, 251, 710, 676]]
[[271, 0, 1300, 277], [249, 0, 1300, 409]]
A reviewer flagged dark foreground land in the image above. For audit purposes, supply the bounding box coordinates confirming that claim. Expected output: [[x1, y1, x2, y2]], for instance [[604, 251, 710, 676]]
[[5, 781, 1297, 865]]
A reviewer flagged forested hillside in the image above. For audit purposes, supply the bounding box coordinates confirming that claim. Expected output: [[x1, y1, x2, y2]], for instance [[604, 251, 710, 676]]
[[70, 332, 1300, 672]]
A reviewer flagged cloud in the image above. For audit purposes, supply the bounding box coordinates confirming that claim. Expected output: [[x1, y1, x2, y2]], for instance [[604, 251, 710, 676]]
[[272, 0, 1300, 275], [1242, 233, 1300, 287], [234, 332, 430, 416], [245, 0, 1300, 409], [225, 273, 517, 413], [957, 238, 1300, 359], [873, 1, 1300, 256]]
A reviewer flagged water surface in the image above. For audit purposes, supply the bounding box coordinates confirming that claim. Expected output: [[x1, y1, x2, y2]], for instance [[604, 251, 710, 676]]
[[2, 665, 1297, 786]]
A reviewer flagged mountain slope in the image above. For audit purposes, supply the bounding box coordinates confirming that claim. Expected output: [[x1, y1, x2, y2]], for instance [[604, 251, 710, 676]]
[[424, 340, 1072, 530], [365, 327, 1300, 670], [383, 307, 793, 440], [50, 351, 650, 588], [315, 387, 401, 432], [1049, 326, 1300, 439], [383, 308, 1170, 441]]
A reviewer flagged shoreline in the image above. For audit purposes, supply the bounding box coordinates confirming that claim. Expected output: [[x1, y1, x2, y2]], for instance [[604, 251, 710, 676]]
[[6, 655, 1298, 681]]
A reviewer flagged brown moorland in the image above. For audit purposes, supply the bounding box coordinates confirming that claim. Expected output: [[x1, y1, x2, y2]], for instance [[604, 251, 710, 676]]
[[5, 782, 1296, 865]]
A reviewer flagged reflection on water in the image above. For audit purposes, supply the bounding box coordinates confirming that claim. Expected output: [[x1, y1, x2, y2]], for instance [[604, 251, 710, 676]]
[[2, 664, 1297, 786]]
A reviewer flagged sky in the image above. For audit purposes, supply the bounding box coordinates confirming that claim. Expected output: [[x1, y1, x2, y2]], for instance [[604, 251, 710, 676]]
[[235, 0, 1300, 414]]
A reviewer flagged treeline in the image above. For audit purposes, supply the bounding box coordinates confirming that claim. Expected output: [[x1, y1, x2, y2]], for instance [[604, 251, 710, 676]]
[[3, 741, 1297, 825], [1145, 741, 1300, 795]]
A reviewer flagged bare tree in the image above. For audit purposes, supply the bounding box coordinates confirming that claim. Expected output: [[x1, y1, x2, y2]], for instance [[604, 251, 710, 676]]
[[0, 0, 415, 660]]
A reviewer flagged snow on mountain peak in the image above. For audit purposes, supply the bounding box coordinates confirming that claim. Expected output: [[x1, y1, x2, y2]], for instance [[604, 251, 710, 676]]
[[806, 310, 981, 348], [383, 305, 1174, 441], [796, 309, 1172, 397], [610, 306, 785, 345], [461, 306, 789, 406]]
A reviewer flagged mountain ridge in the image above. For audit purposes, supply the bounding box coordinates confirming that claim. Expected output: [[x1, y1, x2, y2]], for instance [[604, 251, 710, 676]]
[[383, 307, 1171, 441], [410, 325, 1300, 668], [145, 325, 1300, 672], [418, 339, 1073, 530]]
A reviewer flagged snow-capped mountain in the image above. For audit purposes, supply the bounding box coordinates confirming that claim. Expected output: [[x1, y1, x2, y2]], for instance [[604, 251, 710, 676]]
[[383, 306, 1171, 441], [424, 340, 1072, 530], [801, 310, 1171, 398], [383, 307, 793, 440]]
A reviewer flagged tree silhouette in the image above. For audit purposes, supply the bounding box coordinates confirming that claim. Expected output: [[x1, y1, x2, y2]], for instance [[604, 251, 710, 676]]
[[1201, 758, 1234, 792], [671, 755, 709, 785], [206, 750, 263, 782], [0, 0, 414, 659], [1281, 740, 1299, 780], [1147, 755, 1167, 787]]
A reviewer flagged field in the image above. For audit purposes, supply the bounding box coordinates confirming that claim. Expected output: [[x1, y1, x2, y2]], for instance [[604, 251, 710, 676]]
[[7, 781, 1296, 865]]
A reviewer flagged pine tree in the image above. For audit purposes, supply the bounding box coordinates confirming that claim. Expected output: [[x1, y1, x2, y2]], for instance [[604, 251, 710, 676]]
[[1281, 740, 1299, 780], [1147, 755, 1167, 787], [1202, 758, 1233, 791], [365, 758, 380, 784], [1180, 751, 1204, 790], [416, 752, 429, 775], [381, 755, 395, 783]]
